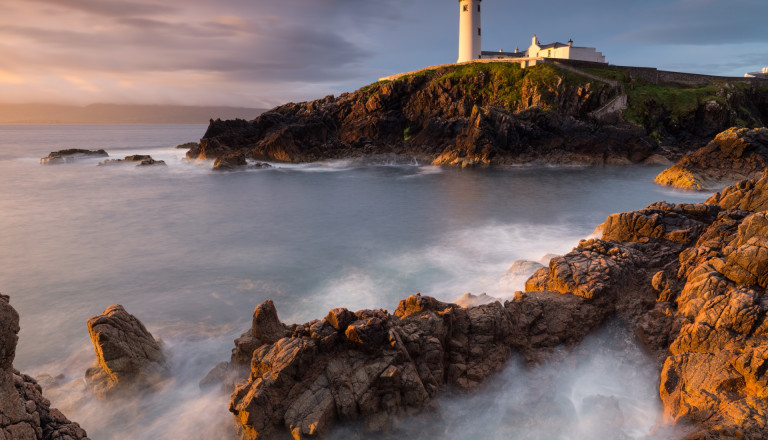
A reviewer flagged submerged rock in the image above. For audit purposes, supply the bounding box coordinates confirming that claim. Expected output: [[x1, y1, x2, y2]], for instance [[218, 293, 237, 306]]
[[84, 304, 167, 399], [40, 149, 108, 165], [98, 155, 166, 167], [0, 294, 89, 439], [654, 127, 768, 190]]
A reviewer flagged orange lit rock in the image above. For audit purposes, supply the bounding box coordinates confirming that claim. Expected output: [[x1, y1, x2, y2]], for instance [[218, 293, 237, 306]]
[[84, 304, 167, 399], [654, 127, 768, 191]]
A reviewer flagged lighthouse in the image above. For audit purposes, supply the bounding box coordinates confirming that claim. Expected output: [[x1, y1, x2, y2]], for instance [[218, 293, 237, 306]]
[[457, 0, 482, 63]]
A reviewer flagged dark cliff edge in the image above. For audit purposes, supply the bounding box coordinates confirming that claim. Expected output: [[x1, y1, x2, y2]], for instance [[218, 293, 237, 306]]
[[0, 295, 89, 440], [187, 62, 768, 167]]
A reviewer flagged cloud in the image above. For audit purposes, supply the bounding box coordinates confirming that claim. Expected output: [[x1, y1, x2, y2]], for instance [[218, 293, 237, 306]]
[[26, 0, 175, 17], [616, 0, 768, 45]]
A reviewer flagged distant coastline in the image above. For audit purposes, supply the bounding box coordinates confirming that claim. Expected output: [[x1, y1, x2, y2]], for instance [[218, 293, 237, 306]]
[[0, 103, 265, 125]]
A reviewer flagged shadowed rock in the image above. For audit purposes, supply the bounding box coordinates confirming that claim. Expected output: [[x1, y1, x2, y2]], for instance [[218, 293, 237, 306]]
[[98, 155, 166, 167], [213, 152, 248, 170], [84, 304, 167, 399], [40, 149, 108, 165], [0, 294, 89, 439]]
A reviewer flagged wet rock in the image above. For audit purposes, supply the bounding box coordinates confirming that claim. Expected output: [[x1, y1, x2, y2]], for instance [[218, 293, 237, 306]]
[[213, 152, 247, 170], [98, 155, 166, 167], [40, 149, 108, 165], [654, 127, 768, 190], [0, 294, 89, 439], [84, 304, 167, 398], [220, 172, 768, 439]]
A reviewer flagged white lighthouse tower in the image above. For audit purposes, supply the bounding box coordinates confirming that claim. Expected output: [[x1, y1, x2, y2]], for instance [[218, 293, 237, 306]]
[[457, 0, 482, 63]]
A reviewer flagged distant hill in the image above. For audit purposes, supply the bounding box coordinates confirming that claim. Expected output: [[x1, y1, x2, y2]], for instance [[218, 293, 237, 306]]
[[0, 104, 266, 124]]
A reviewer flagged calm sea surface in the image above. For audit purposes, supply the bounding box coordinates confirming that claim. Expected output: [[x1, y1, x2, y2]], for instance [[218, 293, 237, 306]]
[[0, 124, 708, 439]]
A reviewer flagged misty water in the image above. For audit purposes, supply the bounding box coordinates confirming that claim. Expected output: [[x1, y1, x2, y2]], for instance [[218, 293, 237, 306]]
[[0, 124, 709, 439]]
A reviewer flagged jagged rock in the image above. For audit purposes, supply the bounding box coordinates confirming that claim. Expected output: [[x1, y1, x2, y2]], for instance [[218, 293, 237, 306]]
[[213, 152, 247, 170], [220, 170, 768, 439], [175, 141, 199, 149], [98, 155, 166, 167], [0, 294, 89, 439], [40, 149, 108, 165], [654, 127, 768, 190], [84, 304, 167, 399]]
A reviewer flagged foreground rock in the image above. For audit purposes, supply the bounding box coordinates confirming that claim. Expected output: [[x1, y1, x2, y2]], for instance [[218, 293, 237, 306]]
[[98, 155, 166, 167], [40, 149, 108, 165], [654, 127, 768, 190], [0, 294, 89, 439], [84, 305, 167, 399], [215, 172, 768, 439]]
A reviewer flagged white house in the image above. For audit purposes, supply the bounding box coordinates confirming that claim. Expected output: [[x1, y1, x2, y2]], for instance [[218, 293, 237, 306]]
[[745, 67, 768, 79], [457, 0, 607, 65]]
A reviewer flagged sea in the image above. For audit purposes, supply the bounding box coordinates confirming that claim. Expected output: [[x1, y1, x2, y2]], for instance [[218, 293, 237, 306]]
[[0, 124, 709, 439]]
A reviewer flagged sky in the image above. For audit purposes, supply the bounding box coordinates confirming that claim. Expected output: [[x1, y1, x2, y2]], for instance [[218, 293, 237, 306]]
[[0, 0, 766, 108]]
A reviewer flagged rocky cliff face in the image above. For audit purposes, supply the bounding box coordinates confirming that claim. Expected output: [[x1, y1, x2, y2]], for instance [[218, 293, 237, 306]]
[[0, 294, 89, 440], [214, 171, 768, 439], [188, 63, 659, 167], [189, 63, 767, 167]]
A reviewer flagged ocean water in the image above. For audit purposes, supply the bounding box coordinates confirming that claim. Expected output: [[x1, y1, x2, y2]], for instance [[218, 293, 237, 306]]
[[0, 124, 708, 439]]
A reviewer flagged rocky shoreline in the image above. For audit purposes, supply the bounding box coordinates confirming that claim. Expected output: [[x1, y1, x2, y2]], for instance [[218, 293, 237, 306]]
[[12, 122, 768, 438]]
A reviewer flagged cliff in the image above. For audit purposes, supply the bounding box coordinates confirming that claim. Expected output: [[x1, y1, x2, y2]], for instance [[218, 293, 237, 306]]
[[0, 295, 89, 440], [188, 63, 657, 167], [187, 62, 768, 167]]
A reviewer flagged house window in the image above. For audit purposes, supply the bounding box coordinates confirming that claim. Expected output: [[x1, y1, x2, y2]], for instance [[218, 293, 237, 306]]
[[478, 28, 481, 36], [477, 5, 480, 12], [463, 5, 468, 11], [547, 50, 551, 57]]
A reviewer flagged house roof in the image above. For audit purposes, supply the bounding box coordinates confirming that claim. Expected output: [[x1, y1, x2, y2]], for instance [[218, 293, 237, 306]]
[[481, 50, 526, 58], [538, 42, 569, 49]]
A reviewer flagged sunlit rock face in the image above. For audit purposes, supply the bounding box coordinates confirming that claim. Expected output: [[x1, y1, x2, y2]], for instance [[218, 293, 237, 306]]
[[0, 294, 89, 439], [84, 304, 168, 399], [654, 127, 768, 191], [215, 172, 768, 439]]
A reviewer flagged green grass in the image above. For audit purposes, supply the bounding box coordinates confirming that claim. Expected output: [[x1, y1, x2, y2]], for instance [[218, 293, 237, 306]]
[[761, 85, 768, 93], [582, 67, 632, 83], [624, 83, 726, 125]]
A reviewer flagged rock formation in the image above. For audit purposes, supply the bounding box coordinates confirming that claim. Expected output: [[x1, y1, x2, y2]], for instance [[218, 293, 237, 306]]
[[98, 155, 166, 167], [186, 63, 767, 168], [655, 127, 768, 190], [40, 149, 108, 165], [213, 171, 768, 439], [0, 294, 89, 440], [187, 63, 664, 167], [84, 305, 167, 399]]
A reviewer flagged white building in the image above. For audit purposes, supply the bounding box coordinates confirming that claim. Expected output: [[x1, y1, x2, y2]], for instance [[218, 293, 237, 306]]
[[457, 0, 607, 65], [457, 0, 482, 63], [745, 67, 768, 79]]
